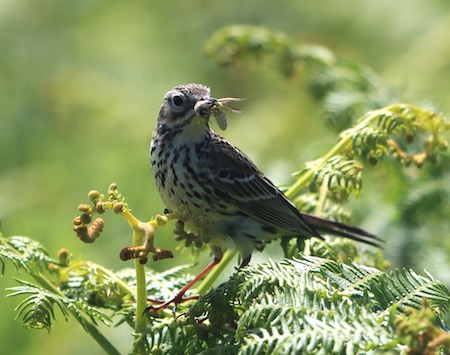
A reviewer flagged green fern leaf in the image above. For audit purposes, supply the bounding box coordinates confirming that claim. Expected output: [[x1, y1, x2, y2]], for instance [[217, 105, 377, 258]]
[[376, 268, 450, 317], [7, 278, 111, 332], [0, 236, 57, 275], [7, 279, 70, 331]]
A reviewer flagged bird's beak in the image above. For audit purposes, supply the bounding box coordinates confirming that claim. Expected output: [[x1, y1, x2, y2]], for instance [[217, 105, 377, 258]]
[[194, 96, 245, 117], [194, 97, 218, 119]]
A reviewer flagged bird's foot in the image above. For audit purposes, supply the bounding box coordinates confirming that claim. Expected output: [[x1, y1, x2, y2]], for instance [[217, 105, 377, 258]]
[[145, 294, 200, 313], [145, 258, 221, 313]]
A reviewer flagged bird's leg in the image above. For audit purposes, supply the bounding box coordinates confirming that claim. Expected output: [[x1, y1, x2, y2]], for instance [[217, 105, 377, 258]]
[[145, 257, 222, 312]]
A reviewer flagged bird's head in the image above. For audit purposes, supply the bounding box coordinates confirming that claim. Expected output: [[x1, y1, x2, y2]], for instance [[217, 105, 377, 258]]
[[156, 83, 244, 136], [157, 83, 213, 130]]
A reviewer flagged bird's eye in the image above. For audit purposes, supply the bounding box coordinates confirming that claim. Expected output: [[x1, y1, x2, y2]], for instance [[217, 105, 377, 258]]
[[172, 94, 184, 107]]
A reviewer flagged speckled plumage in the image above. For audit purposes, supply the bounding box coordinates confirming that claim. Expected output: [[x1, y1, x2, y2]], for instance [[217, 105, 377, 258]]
[[150, 83, 381, 266]]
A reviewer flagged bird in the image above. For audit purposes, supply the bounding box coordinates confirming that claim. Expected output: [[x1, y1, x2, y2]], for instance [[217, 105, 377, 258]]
[[148, 83, 382, 310]]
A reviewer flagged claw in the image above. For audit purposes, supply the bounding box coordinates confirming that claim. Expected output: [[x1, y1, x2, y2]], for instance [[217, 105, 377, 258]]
[[145, 294, 200, 313]]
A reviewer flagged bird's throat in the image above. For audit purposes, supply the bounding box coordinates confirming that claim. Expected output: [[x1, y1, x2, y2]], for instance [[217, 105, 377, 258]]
[[179, 115, 210, 143]]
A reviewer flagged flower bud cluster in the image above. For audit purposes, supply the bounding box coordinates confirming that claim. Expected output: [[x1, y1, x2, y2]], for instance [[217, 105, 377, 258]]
[[73, 183, 128, 243]]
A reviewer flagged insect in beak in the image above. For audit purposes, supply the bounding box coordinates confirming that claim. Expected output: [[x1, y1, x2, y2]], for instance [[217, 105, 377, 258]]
[[211, 97, 246, 130], [194, 97, 245, 130]]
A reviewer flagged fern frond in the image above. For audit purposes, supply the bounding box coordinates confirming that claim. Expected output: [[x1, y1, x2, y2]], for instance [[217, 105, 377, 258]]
[[239, 305, 393, 355], [67, 300, 112, 330], [145, 316, 176, 349], [375, 269, 450, 317], [0, 235, 57, 275], [205, 26, 450, 219], [296, 256, 450, 317], [59, 261, 133, 310], [7, 279, 111, 332], [236, 258, 327, 301], [7, 279, 69, 331], [296, 155, 363, 201], [190, 254, 449, 354]]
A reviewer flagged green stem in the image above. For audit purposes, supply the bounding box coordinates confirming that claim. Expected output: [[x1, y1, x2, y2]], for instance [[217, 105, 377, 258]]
[[285, 127, 355, 199], [133, 230, 147, 334], [133, 239, 147, 333], [118, 210, 148, 333], [314, 174, 330, 217]]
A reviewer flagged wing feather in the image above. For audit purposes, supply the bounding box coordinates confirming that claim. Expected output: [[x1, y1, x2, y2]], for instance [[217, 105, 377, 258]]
[[204, 135, 321, 238]]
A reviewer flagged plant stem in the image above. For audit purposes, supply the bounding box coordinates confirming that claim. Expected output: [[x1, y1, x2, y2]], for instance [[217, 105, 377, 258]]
[[121, 210, 147, 333], [133, 233, 147, 333], [285, 127, 354, 199]]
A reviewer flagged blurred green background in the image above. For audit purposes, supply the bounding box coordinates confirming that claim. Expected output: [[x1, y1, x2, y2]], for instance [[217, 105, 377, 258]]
[[1, 0, 450, 354]]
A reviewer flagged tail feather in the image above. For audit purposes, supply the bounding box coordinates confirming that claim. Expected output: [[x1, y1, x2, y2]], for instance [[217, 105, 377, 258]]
[[302, 213, 384, 248]]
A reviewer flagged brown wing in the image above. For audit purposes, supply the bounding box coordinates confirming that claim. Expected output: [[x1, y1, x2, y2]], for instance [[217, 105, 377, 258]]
[[203, 134, 322, 238]]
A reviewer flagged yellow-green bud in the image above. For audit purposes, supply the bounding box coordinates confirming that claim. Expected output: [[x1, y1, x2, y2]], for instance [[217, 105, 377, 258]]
[[423, 139, 431, 150], [95, 201, 106, 214], [47, 263, 60, 273], [88, 190, 100, 202], [113, 202, 125, 214]]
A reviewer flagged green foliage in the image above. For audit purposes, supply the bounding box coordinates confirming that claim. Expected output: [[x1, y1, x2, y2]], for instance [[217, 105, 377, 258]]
[[206, 27, 450, 279], [206, 25, 449, 185], [8, 279, 111, 332], [205, 25, 392, 132], [0, 235, 56, 275], [1, 233, 449, 354], [2, 24, 450, 354]]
